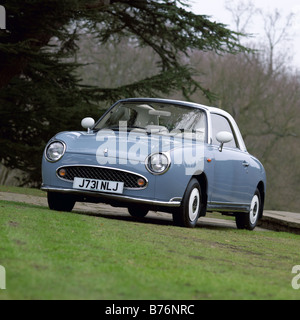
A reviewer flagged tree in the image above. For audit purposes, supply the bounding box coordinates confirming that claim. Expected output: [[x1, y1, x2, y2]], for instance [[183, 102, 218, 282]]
[[0, 0, 249, 183], [261, 9, 295, 75], [225, 0, 259, 39]]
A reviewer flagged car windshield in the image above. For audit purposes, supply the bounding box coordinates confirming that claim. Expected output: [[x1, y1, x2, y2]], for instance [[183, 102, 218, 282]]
[[94, 102, 207, 140]]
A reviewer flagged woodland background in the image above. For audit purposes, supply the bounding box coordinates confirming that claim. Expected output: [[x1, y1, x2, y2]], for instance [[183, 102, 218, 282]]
[[0, 1, 299, 212]]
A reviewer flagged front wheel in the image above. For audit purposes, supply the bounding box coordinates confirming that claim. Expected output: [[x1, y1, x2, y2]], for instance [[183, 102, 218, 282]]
[[173, 178, 202, 228], [235, 189, 261, 230], [47, 192, 76, 212], [128, 205, 149, 218]]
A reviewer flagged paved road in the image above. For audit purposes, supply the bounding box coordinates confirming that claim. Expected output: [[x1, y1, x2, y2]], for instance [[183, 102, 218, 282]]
[[0, 191, 270, 232], [259, 210, 300, 234]]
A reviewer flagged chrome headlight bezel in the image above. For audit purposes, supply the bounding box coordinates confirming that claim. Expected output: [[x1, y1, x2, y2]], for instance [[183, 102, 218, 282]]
[[45, 140, 66, 163], [145, 152, 171, 175]]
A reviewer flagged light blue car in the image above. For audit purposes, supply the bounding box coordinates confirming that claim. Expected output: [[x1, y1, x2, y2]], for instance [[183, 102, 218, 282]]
[[42, 98, 266, 230]]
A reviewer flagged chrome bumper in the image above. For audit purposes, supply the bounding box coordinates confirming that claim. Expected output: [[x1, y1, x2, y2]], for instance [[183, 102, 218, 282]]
[[41, 186, 182, 207]]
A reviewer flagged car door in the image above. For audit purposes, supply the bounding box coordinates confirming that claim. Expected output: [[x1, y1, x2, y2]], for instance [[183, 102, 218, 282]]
[[210, 113, 251, 206]]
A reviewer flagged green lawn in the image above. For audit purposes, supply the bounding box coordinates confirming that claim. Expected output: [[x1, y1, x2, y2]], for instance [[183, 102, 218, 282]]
[[0, 185, 45, 197], [1, 195, 300, 300]]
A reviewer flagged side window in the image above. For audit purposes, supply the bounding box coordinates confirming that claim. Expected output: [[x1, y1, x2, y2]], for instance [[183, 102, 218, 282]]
[[211, 113, 238, 149]]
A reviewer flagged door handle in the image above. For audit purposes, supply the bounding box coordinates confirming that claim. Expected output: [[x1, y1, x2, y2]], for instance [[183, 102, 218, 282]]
[[242, 161, 250, 167]]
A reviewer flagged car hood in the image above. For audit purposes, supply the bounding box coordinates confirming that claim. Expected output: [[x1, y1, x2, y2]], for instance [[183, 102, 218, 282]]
[[54, 130, 201, 162]]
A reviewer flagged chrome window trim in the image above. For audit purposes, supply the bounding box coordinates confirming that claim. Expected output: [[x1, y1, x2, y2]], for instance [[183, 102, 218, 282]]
[[210, 113, 240, 150], [207, 109, 247, 152]]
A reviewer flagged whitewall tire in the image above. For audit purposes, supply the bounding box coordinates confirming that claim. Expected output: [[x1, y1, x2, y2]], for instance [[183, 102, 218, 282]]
[[235, 189, 261, 230], [173, 178, 202, 228]]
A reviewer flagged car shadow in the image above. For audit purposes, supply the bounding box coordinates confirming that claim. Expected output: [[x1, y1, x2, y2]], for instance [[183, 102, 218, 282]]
[[72, 208, 175, 227], [71, 206, 237, 231]]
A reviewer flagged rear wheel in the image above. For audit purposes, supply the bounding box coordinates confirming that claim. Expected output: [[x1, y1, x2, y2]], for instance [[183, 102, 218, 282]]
[[173, 178, 202, 228], [128, 205, 149, 218], [47, 192, 76, 212], [235, 189, 261, 230]]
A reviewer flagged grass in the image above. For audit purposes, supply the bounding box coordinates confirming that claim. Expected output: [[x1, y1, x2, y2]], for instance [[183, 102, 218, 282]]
[[0, 190, 300, 300], [0, 185, 45, 197]]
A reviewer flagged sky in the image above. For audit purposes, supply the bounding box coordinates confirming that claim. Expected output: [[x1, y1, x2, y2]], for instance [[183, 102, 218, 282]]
[[189, 0, 300, 70]]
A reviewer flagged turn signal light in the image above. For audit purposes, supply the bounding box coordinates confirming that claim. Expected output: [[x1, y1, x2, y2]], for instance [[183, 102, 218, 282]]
[[137, 178, 146, 187], [58, 168, 66, 177]]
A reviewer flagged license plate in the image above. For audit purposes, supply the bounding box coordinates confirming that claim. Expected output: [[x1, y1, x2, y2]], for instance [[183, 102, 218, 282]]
[[73, 177, 124, 194]]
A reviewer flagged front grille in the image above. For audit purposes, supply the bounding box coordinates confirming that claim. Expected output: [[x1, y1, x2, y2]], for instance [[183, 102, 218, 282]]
[[57, 166, 147, 189]]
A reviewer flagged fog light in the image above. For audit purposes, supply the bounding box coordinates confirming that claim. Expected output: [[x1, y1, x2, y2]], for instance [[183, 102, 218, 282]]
[[58, 168, 66, 177], [137, 178, 146, 187]]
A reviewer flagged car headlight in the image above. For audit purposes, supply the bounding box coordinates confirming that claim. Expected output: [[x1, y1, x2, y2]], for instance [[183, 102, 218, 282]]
[[45, 141, 66, 162], [146, 153, 170, 175]]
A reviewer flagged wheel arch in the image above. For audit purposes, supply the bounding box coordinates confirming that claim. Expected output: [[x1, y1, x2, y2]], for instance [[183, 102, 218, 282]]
[[257, 181, 265, 218]]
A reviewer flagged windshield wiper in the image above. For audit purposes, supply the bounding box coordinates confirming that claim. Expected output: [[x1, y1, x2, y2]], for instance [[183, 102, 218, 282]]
[[94, 126, 147, 132]]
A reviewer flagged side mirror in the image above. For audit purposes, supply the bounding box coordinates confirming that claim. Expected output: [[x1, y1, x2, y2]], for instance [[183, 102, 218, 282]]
[[216, 131, 233, 152], [81, 117, 95, 134]]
